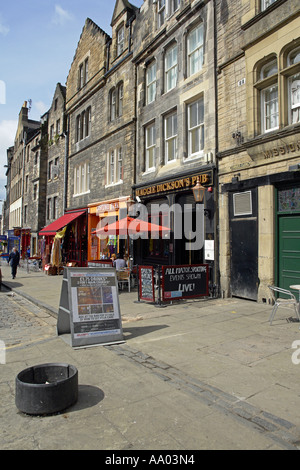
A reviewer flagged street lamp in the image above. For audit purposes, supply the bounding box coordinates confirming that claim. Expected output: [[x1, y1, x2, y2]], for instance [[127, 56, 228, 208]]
[[192, 177, 206, 203]]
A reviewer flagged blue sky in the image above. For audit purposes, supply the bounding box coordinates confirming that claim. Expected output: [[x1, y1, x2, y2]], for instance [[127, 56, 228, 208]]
[[0, 0, 143, 203]]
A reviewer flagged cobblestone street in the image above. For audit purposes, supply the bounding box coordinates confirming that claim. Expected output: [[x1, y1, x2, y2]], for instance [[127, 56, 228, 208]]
[[0, 288, 57, 351]]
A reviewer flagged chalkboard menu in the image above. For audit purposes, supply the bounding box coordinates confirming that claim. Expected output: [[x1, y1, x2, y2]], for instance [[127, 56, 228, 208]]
[[57, 267, 123, 348], [139, 266, 155, 302], [162, 264, 209, 301]]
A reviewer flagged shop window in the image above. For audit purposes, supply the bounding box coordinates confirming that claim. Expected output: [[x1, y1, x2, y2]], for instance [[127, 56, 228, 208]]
[[165, 43, 178, 93], [187, 97, 204, 158], [144, 199, 169, 261], [164, 112, 177, 163], [146, 61, 157, 105], [145, 122, 156, 171], [187, 23, 204, 77]]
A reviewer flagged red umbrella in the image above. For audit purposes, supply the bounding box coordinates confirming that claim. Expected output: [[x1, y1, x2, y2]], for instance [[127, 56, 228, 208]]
[[94, 216, 170, 236]]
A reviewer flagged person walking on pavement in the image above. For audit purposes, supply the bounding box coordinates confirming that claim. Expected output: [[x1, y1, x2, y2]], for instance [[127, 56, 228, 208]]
[[8, 246, 20, 279]]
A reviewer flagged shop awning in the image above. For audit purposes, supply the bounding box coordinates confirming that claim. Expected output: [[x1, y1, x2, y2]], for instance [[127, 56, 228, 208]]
[[39, 210, 86, 236]]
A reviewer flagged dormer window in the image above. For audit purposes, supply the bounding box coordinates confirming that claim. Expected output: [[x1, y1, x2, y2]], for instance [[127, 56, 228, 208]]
[[117, 25, 125, 56], [78, 58, 89, 90]]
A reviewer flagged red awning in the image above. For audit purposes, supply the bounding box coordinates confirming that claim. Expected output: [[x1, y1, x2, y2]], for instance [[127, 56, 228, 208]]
[[39, 210, 86, 236]]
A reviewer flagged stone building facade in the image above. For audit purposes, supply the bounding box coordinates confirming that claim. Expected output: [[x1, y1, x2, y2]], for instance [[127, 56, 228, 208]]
[[45, 83, 66, 224], [132, 0, 218, 285], [22, 116, 48, 256], [217, 0, 300, 302], [65, 1, 138, 262]]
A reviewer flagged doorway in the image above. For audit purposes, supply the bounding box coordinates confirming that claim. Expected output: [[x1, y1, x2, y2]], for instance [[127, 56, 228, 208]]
[[229, 189, 258, 300]]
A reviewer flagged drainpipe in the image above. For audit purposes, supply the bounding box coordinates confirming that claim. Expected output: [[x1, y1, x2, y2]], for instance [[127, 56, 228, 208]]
[[63, 115, 69, 215], [213, 0, 221, 296]]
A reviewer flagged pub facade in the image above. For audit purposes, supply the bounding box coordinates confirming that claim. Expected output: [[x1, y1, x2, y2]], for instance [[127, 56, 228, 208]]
[[132, 0, 218, 289]]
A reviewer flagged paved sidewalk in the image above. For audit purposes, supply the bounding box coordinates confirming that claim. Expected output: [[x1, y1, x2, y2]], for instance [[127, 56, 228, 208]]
[[1, 262, 300, 450]]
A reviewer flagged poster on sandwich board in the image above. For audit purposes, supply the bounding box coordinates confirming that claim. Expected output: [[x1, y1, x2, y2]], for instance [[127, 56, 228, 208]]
[[57, 267, 123, 348]]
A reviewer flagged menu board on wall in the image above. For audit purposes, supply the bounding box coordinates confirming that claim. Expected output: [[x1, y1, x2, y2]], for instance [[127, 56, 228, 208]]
[[57, 267, 123, 348], [162, 264, 209, 301], [139, 266, 155, 302]]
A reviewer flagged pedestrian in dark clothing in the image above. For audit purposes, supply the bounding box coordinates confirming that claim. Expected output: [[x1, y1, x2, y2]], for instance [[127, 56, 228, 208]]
[[8, 247, 20, 279]]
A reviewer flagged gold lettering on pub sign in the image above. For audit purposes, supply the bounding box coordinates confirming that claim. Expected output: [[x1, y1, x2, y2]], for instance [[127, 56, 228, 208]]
[[136, 174, 211, 198]]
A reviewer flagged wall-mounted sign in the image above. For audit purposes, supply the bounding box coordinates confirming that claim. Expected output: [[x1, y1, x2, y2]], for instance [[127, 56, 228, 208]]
[[135, 171, 213, 198], [139, 266, 155, 302], [57, 267, 123, 348], [96, 202, 120, 214], [162, 264, 209, 301]]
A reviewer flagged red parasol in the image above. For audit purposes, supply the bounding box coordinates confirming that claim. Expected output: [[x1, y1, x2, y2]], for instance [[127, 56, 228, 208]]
[[93, 216, 170, 236]]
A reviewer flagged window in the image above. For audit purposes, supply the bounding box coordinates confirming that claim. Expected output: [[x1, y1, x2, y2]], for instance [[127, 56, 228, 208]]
[[78, 58, 89, 89], [56, 119, 60, 135], [164, 112, 177, 163], [47, 198, 52, 220], [187, 98, 204, 158], [158, 0, 180, 27], [118, 147, 123, 181], [75, 107, 92, 142], [165, 44, 178, 92], [48, 160, 53, 180], [34, 151, 39, 165], [53, 197, 58, 220], [24, 205, 27, 225], [109, 83, 123, 121], [33, 183, 38, 201], [288, 48, 300, 125], [50, 124, 54, 141], [158, 0, 166, 28], [117, 26, 125, 56], [146, 61, 157, 104], [74, 162, 90, 196], [261, 0, 277, 11], [187, 24, 204, 76], [107, 147, 123, 185], [260, 60, 278, 133], [145, 123, 156, 171]]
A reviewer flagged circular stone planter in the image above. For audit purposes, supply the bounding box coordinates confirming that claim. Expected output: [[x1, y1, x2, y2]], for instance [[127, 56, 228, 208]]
[[15, 363, 78, 415]]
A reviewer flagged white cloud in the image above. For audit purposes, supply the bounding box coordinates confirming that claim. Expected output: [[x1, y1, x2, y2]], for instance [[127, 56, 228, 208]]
[[52, 5, 74, 26], [0, 13, 9, 36]]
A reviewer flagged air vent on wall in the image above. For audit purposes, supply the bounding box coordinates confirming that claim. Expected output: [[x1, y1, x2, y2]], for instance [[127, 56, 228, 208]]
[[233, 191, 252, 216]]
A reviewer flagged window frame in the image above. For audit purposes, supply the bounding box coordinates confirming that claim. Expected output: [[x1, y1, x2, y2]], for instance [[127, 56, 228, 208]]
[[164, 112, 178, 164], [165, 43, 178, 93], [187, 97, 205, 159], [145, 122, 156, 172], [73, 161, 90, 196], [187, 23, 204, 77], [106, 147, 123, 186], [146, 61, 157, 105]]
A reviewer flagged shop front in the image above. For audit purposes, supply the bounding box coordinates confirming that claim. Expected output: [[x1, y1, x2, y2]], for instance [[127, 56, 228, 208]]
[[39, 209, 88, 272], [219, 135, 300, 303], [132, 168, 217, 290], [88, 196, 133, 263]]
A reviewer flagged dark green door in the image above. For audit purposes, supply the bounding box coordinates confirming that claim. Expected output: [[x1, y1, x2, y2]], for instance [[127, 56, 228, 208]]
[[278, 215, 300, 294]]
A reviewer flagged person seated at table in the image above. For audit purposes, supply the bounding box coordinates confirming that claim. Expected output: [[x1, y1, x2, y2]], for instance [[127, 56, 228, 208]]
[[123, 255, 129, 267], [114, 253, 126, 270], [111, 253, 116, 263]]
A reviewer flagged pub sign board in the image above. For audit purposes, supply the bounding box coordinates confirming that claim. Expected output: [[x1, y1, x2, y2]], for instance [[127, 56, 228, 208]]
[[139, 266, 155, 302], [58, 267, 123, 348], [162, 264, 209, 301]]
